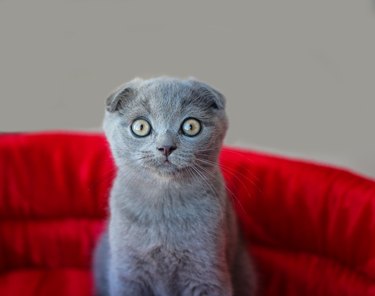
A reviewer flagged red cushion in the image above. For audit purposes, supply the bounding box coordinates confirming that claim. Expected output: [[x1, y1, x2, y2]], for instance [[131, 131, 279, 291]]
[[1, 132, 375, 295]]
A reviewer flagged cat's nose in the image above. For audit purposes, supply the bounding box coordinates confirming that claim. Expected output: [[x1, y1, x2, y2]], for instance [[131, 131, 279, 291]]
[[157, 145, 177, 157]]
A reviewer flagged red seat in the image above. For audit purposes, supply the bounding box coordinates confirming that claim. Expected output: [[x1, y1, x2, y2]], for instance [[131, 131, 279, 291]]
[[1, 132, 375, 295]]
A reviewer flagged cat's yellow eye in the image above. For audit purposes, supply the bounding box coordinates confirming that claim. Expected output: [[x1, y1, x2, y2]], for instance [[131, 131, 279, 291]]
[[131, 118, 151, 137], [181, 118, 201, 137]]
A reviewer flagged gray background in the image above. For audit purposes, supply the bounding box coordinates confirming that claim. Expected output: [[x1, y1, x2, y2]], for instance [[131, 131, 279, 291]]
[[1, 0, 374, 178]]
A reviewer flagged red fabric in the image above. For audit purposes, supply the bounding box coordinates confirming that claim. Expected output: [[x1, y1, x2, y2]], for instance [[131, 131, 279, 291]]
[[1, 132, 375, 295]]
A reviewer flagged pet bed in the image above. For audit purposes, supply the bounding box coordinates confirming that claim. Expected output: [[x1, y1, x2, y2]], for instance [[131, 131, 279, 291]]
[[1, 132, 374, 295]]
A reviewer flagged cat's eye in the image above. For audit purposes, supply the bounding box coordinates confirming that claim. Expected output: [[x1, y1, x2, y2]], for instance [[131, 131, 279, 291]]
[[181, 118, 201, 137], [131, 118, 151, 137]]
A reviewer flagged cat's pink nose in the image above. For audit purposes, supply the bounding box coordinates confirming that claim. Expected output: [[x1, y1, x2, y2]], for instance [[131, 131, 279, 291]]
[[157, 145, 177, 157]]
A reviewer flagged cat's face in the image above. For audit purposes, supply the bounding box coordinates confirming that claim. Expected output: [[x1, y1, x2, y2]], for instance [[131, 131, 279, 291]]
[[103, 77, 228, 181]]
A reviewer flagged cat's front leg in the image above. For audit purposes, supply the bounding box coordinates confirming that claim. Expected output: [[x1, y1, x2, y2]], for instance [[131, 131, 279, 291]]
[[109, 277, 152, 296], [181, 282, 232, 296], [179, 257, 233, 296], [108, 266, 152, 296]]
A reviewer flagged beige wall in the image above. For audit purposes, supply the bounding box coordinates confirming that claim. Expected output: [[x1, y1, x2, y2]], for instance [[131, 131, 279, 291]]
[[1, 0, 374, 178]]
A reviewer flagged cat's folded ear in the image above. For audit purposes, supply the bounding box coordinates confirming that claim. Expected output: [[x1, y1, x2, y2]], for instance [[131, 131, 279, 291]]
[[188, 79, 226, 110], [106, 78, 143, 112]]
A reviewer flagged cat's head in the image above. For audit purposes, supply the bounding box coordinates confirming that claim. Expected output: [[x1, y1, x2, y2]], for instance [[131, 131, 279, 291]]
[[103, 77, 228, 181]]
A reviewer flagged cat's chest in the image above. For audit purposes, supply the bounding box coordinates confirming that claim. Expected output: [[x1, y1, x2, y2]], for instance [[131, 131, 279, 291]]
[[110, 184, 225, 248]]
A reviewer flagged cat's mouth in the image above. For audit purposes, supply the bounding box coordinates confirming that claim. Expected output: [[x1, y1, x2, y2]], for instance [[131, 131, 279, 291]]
[[152, 158, 183, 176], [140, 155, 188, 178], [159, 158, 176, 169]]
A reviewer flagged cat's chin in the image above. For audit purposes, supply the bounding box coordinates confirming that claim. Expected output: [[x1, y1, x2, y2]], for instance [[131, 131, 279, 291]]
[[148, 161, 186, 180], [156, 162, 179, 175]]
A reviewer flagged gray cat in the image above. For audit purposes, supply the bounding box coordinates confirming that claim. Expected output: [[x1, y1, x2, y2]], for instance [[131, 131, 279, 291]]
[[93, 77, 256, 296]]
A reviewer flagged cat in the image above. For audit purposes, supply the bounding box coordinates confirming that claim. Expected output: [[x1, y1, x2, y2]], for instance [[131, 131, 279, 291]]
[[93, 77, 257, 296]]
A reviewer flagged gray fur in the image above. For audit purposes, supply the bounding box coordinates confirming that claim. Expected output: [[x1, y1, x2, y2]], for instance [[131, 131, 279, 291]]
[[94, 77, 257, 295]]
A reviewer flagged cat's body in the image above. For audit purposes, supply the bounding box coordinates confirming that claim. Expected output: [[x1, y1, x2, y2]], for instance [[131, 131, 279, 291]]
[[94, 77, 256, 296]]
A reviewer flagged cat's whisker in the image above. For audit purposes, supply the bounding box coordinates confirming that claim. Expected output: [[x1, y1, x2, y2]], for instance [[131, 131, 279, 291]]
[[135, 155, 152, 161], [195, 156, 259, 189], [190, 165, 219, 196], [193, 159, 251, 218]]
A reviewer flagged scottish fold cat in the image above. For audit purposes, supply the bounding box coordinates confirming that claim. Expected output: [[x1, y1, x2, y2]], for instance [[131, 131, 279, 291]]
[[93, 77, 256, 295]]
